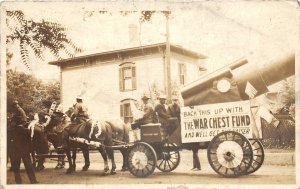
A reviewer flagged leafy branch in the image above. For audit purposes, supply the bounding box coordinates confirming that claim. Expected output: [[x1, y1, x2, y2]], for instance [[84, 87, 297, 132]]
[[6, 10, 82, 70]]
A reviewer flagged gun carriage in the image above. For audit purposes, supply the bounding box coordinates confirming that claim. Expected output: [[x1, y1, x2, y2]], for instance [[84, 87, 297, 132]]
[[125, 53, 295, 178]]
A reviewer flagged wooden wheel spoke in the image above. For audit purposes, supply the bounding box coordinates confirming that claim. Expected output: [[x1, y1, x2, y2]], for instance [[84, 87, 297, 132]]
[[158, 160, 164, 168], [252, 147, 261, 151], [168, 159, 176, 165], [217, 164, 222, 171], [166, 160, 172, 170], [225, 168, 228, 175]]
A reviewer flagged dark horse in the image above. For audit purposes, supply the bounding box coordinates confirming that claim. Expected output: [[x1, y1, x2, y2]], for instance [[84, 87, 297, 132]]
[[63, 117, 130, 175], [30, 111, 91, 172]]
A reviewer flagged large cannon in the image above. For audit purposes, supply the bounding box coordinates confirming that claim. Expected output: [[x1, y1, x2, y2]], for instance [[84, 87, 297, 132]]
[[181, 53, 295, 106], [126, 52, 295, 178], [177, 52, 295, 177]]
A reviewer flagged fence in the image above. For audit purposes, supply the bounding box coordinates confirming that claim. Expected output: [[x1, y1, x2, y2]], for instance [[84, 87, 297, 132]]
[[261, 115, 295, 149]]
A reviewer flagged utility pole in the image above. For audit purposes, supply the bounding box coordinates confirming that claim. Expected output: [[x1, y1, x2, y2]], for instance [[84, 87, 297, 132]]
[[165, 11, 171, 102]]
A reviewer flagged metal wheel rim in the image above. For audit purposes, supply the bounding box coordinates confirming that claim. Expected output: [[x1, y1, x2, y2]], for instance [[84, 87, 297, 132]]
[[156, 143, 180, 172], [207, 131, 253, 178], [128, 142, 157, 178], [246, 139, 265, 174]]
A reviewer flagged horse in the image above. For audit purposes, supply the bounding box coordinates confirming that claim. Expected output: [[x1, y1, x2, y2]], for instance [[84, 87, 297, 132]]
[[26, 110, 90, 171], [62, 117, 130, 175]]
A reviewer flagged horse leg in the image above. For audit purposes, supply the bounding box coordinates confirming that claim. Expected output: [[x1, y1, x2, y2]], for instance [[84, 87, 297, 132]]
[[55, 149, 65, 170], [65, 148, 74, 174], [71, 149, 77, 172], [120, 148, 128, 171], [106, 148, 116, 175], [82, 146, 90, 171], [35, 157, 45, 171], [98, 147, 109, 173]]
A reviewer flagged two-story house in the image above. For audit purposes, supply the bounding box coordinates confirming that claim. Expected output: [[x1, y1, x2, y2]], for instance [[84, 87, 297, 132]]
[[49, 43, 206, 123]]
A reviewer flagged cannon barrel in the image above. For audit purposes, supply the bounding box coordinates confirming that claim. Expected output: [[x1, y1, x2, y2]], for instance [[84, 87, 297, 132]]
[[181, 53, 295, 106]]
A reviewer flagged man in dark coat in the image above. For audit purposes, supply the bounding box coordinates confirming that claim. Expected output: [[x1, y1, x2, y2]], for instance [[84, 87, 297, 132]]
[[59, 96, 90, 148], [33, 100, 53, 171], [11, 100, 27, 127], [154, 95, 171, 126], [8, 101, 38, 184], [131, 95, 157, 129], [167, 96, 181, 122]]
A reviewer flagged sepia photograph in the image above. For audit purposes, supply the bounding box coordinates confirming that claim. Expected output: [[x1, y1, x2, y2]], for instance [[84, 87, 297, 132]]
[[0, 1, 298, 188]]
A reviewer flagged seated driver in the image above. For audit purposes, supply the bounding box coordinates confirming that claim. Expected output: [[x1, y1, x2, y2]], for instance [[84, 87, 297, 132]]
[[59, 96, 90, 148], [131, 94, 157, 129]]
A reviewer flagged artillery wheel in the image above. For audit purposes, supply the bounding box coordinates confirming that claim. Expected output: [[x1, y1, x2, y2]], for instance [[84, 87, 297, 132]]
[[128, 142, 157, 178], [156, 143, 180, 172], [246, 139, 265, 174], [207, 131, 253, 178]]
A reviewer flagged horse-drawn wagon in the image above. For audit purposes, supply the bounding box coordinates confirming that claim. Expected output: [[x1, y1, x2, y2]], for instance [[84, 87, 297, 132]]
[[126, 53, 295, 178], [32, 52, 294, 178]]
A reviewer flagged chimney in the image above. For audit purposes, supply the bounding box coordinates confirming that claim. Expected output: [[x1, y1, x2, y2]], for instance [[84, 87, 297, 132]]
[[128, 24, 138, 45]]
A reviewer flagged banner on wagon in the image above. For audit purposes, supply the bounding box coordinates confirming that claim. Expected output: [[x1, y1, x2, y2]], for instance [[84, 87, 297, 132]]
[[181, 100, 253, 143]]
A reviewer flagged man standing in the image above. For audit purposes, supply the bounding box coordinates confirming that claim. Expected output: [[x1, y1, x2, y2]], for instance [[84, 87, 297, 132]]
[[8, 101, 38, 184], [167, 96, 181, 122], [11, 101, 27, 127], [154, 95, 171, 126]]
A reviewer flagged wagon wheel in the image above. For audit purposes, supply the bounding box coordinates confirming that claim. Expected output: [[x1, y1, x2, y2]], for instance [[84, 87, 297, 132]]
[[156, 143, 180, 172], [128, 142, 157, 178], [245, 139, 265, 174], [207, 131, 253, 178]]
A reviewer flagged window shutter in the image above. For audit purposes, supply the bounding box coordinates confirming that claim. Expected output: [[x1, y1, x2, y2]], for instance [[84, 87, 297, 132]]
[[178, 63, 181, 84], [132, 66, 136, 90], [119, 67, 124, 91], [183, 64, 186, 84], [120, 104, 124, 118]]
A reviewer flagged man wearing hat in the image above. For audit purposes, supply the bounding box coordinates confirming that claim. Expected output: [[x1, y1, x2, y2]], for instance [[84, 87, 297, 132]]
[[131, 94, 157, 129], [167, 96, 181, 122], [8, 100, 38, 183], [11, 100, 27, 127], [154, 95, 171, 127], [71, 96, 89, 124], [59, 96, 90, 149], [33, 100, 53, 171]]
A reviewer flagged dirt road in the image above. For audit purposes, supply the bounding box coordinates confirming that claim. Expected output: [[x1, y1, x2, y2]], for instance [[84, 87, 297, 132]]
[[6, 150, 295, 186]]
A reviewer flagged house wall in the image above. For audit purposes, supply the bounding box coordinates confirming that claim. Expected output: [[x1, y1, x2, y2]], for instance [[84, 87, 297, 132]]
[[60, 51, 205, 120], [61, 53, 165, 119], [170, 52, 204, 86]]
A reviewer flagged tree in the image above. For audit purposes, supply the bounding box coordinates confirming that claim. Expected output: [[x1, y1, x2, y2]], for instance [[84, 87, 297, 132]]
[[7, 69, 60, 119], [270, 76, 295, 117], [6, 10, 81, 70]]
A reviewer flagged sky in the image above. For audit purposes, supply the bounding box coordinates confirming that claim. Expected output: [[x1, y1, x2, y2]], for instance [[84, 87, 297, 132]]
[[3, 1, 298, 83]]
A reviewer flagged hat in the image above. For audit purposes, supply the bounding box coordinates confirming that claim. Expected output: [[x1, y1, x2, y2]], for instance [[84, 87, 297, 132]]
[[13, 100, 19, 105], [76, 96, 83, 100], [141, 94, 150, 100], [159, 95, 167, 99], [42, 100, 52, 108]]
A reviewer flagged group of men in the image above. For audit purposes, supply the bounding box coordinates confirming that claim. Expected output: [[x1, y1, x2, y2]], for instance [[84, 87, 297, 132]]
[[132, 94, 181, 136], [132, 94, 201, 171]]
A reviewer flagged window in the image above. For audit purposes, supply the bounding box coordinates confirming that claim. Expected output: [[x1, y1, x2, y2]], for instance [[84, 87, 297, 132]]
[[120, 99, 135, 123], [178, 63, 186, 85], [119, 62, 136, 91]]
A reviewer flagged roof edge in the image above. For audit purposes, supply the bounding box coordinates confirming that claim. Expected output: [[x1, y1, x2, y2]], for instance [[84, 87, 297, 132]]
[[49, 42, 207, 66]]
